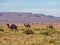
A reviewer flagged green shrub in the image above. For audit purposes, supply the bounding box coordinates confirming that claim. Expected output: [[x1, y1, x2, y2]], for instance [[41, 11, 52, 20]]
[[20, 28, 25, 31], [40, 31, 49, 36], [23, 29, 34, 34], [44, 28, 49, 30], [0, 29, 4, 32], [40, 29, 51, 36], [34, 28, 41, 31], [49, 39, 56, 44], [40, 28, 58, 36]]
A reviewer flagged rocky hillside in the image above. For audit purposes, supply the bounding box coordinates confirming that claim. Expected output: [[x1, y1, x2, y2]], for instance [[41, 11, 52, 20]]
[[0, 12, 60, 24]]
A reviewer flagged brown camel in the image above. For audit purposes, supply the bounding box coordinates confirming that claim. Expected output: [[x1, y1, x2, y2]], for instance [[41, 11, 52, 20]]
[[49, 24, 53, 29], [24, 23, 30, 28], [46, 24, 53, 29], [6, 24, 18, 32]]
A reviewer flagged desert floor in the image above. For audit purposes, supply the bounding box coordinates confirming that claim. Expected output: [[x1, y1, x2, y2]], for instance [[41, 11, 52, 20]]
[[0, 24, 60, 45]]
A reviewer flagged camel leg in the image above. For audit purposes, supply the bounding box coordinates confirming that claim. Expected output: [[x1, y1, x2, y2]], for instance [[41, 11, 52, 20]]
[[9, 29, 11, 32], [11, 29, 13, 32], [15, 30, 17, 33], [15, 29, 18, 33]]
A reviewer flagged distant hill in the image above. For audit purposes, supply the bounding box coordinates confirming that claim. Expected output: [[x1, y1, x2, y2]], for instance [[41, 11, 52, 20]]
[[0, 12, 60, 24]]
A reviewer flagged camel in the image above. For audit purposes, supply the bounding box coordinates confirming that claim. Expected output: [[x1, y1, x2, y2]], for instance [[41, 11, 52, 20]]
[[6, 24, 18, 32], [24, 23, 30, 28], [49, 24, 53, 29], [46, 24, 53, 29]]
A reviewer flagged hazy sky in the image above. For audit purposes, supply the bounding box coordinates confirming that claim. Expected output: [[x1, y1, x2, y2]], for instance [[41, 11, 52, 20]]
[[0, 0, 60, 17]]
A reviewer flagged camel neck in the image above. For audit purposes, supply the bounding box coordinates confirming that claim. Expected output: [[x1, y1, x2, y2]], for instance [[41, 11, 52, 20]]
[[7, 24, 10, 28]]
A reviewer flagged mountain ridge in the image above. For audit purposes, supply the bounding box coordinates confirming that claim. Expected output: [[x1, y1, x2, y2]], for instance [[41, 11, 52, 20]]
[[0, 12, 60, 24]]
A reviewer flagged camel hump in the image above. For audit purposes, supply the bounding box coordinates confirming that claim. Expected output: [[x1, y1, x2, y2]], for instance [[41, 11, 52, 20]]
[[49, 24, 53, 29], [11, 24, 16, 26], [11, 24, 17, 28]]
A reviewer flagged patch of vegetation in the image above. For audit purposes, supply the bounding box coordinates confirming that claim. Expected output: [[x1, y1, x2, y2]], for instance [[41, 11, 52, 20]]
[[49, 39, 56, 44], [20, 28, 25, 31], [44, 28, 49, 30], [0, 29, 4, 32], [34, 28, 41, 31], [40, 28, 60, 36], [47, 29, 60, 34], [41, 28, 45, 30], [23, 29, 34, 34], [40, 30, 50, 36], [55, 42, 60, 45]]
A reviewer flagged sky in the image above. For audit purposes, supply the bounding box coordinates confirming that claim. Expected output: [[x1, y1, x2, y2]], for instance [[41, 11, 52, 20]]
[[0, 0, 60, 17]]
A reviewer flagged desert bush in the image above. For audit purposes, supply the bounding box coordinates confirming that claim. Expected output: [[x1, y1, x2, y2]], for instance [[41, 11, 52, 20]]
[[40, 29, 53, 36], [40, 30, 49, 36], [34, 28, 41, 31], [49, 39, 56, 44], [23, 29, 34, 34], [46, 29, 60, 34], [0, 29, 4, 32], [20, 28, 25, 31], [44, 28, 49, 30], [40, 28, 59, 36]]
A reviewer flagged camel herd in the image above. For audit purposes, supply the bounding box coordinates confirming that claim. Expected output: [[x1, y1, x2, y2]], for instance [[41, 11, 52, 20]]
[[0, 23, 54, 32]]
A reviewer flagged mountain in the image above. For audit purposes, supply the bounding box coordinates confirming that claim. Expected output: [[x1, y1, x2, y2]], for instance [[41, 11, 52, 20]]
[[0, 12, 60, 24]]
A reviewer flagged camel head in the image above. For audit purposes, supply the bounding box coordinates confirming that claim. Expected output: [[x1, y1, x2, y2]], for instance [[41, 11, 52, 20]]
[[6, 24, 9, 27]]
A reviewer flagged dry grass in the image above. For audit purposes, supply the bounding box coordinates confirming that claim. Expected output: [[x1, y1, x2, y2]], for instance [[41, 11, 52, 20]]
[[0, 24, 60, 45]]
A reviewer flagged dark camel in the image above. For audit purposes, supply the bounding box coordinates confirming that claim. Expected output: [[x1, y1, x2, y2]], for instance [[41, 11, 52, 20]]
[[49, 24, 53, 29], [24, 24, 30, 28], [46, 24, 53, 29], [6, 24, 18, 32]]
